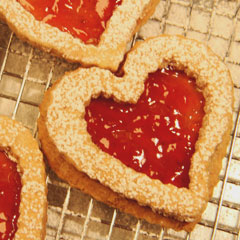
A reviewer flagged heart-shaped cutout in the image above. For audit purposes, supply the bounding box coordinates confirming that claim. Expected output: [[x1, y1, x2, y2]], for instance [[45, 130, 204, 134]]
[[0, 0, 159, 70], [16, 0, 122, 44], [0, 151, 21, 240], [38, 35, 233, 227], [0, 116, 47, 240], [85, 67, 205, 188]]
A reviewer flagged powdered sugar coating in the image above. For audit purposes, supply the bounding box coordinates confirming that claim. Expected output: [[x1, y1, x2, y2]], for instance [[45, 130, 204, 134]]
[[0, 115, 47, 240], [0, 0, 160, 71], [40, 35, 233, 222]]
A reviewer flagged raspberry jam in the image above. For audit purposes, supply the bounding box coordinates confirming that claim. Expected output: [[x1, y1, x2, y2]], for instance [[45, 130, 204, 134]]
[[85, 68, 205, 188], [0, 151, 21, 240], [17, 0, 122, 44]]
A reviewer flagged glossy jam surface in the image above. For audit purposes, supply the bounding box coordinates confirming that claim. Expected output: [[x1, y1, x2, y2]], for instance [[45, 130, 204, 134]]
[[17, 0, 122, 44], [85, 68, 205, 188], [0, 151, 21, 240]]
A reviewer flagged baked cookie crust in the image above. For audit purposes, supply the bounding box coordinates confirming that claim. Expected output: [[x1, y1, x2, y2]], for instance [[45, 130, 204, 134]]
[[0, 115, 47, 240], [0, 0, 160, 71], [38, 35, 233, 230]]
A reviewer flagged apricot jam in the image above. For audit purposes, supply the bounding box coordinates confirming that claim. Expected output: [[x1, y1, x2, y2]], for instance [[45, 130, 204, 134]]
[[17, 0, 122, 44], [85, 68, 205, 188], [0, 151, 21, 240]]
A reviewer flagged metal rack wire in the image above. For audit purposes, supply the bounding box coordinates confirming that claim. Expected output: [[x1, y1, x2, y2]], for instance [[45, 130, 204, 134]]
[[0, 0, 240, 239]]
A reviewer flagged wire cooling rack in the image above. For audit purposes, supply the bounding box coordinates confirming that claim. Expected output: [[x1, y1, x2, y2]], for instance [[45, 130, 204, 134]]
[[0, 0, 240, 239]]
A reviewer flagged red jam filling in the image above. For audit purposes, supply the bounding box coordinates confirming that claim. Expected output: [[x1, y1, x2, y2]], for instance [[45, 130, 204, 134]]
[[0, 151, 21, 240], [17, 0, 122, 44], [85, 68, 205, 188]]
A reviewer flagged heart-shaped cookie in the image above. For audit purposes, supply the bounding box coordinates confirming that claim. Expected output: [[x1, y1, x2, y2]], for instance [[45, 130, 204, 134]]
[[0, 115, 47, 240], [0, 0, 160, 71], [38, 35, 233, 230]]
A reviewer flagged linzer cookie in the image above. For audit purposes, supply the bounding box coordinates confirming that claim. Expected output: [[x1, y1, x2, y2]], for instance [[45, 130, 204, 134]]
[[38, 35, 233, 231], [0, 0, 160, 71], [0, 115, 47, 240]]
